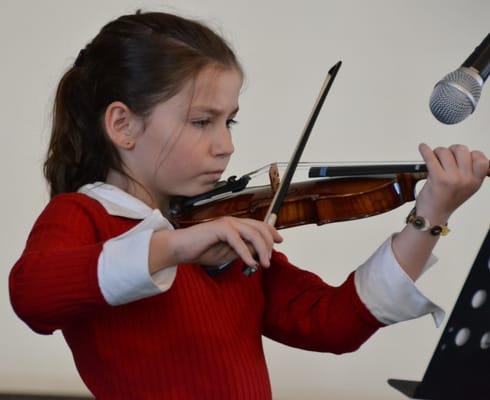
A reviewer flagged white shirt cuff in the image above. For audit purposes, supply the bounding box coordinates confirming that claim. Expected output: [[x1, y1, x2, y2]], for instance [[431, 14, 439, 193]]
[[98, 209, 178, 305], [354, 235, 445, 327]]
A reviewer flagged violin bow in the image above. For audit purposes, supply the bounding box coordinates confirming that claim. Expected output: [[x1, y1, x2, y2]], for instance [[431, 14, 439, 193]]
[[243, 61, 342, 276]]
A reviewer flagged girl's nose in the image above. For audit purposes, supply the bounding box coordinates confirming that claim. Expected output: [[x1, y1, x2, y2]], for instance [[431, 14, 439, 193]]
[[212, 127, 234, 157]]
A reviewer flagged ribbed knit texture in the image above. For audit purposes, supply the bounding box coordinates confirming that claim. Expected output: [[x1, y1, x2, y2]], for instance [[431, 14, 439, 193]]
[[9, 193, 383, 399]]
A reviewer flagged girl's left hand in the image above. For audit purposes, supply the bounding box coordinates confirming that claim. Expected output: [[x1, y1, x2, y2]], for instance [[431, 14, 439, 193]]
[[415, 143, 488, 224]]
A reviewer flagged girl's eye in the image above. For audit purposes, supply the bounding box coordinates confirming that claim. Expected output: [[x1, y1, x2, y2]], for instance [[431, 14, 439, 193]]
[[192, 119, 211, 128], [192, 118, 239, 129], [226, 118, 238, 129]]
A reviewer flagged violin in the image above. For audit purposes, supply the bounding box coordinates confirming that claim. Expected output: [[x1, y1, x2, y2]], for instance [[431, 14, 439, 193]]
[[170, 61, 489, 275], [169, 162, 490, 230]]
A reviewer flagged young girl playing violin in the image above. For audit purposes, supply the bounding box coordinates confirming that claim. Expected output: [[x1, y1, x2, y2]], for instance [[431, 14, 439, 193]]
[[9, 11, 488, 400]]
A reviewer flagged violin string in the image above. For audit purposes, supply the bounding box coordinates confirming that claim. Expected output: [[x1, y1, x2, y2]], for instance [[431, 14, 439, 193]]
[[242, 161, 426, 180]]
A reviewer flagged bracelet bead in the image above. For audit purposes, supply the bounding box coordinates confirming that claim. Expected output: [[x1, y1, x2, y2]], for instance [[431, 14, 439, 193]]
[[405, 207, 450, 236]]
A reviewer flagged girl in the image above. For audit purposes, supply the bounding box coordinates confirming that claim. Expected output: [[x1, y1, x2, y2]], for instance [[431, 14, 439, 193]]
[[9, 11, 488, 400]]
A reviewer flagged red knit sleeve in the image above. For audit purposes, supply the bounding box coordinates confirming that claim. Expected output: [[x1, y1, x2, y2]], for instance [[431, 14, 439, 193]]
[[9, 194, 108, 335], [262, 251, 385, 354]]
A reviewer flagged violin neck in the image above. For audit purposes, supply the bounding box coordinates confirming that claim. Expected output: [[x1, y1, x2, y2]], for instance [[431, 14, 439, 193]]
[[309, 163, 427, 178], [308, 162, 490, 178]]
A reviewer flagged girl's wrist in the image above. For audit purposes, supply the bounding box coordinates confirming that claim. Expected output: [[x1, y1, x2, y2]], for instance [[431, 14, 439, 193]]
[[149, 230, 179, 274], [414, 202, 452, 226], [407, 206, 451, 237], [415, 211, 450, 226]]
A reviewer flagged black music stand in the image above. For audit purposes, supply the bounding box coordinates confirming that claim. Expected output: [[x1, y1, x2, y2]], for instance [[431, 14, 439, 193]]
[[388, 227, 490, 400]]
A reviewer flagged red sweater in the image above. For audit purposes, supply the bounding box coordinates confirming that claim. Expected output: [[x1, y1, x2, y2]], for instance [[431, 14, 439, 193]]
[[9, 193, 383, 399]]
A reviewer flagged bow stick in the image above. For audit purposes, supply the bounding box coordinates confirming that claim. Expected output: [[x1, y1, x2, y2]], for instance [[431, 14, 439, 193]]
[[243, 61, 342, 276]]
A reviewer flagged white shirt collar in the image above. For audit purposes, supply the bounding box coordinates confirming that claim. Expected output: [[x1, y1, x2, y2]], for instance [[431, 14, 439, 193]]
[[78, 182, 156, 220]]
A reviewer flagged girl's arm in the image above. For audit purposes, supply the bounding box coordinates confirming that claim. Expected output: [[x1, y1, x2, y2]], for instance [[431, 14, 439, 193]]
[[392, 144, 488, 281], [9, 196, 108, 334], [262, 251, 384, 354], [10, 194, 281, 334]]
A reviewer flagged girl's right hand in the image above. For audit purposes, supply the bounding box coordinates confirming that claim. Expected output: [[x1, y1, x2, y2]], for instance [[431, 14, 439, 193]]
[[149, 217, 283, 273]]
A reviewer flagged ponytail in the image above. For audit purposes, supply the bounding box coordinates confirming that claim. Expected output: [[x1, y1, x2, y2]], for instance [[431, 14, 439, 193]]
[[44, 66, 120, 197]]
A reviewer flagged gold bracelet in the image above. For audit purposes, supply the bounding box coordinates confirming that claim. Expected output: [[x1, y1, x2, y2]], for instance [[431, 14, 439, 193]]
[[405, 207, 450, 236]]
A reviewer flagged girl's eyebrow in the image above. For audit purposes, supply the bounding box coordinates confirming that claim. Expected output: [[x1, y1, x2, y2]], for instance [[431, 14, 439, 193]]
[[190, 106, 239, 116]]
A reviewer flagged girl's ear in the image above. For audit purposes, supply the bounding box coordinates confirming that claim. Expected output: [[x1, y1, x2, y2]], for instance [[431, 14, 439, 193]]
[[104, 101, 142, 150]]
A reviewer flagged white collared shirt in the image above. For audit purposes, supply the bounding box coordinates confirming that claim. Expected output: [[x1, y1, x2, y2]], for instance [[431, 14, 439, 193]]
[[78, 182, 444, 326]]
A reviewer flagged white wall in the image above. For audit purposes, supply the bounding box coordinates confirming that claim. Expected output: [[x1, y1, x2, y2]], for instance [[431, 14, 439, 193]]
[[1, 0, 489, 398]]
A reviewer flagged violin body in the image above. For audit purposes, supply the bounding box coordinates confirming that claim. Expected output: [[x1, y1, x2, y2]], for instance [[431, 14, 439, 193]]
[[170, 174, 424, 229]]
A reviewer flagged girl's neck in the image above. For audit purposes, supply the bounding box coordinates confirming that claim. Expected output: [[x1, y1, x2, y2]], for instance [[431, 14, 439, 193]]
[[105, 169, 170, 214]]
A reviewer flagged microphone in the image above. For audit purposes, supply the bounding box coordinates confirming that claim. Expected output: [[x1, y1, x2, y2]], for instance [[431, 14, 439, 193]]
[[429, 33, 490, 124]]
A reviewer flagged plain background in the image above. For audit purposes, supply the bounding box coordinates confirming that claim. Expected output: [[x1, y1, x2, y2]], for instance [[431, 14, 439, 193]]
[[1, 1, 489, 399]]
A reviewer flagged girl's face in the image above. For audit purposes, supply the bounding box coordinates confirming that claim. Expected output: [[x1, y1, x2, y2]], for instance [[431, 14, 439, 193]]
[[129, 66, 242, 206]]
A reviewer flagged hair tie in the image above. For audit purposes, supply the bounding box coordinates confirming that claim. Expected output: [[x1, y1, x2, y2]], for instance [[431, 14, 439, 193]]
[[74, 48, 86, 68]]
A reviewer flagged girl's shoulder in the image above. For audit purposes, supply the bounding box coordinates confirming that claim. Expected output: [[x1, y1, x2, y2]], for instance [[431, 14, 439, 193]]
[[47, 191, 110, 217], [35, 192, 114, 232], [32, 191, 138, 242], [39, 182, 155, 236]]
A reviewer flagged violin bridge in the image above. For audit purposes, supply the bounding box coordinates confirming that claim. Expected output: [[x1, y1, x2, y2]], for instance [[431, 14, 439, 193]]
[[269, 163, 280, 194]]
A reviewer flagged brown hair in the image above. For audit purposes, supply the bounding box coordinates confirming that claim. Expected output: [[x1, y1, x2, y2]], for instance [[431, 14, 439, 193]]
[[44, 11, 242, 198]]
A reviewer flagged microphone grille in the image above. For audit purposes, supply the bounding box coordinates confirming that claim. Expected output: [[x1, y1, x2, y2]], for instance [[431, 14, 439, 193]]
[[429, 68, 482, 124]]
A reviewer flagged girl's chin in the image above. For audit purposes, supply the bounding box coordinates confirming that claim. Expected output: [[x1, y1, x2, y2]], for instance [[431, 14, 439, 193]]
[[200, 181, 220, 193], [175, 181, 219, 197]]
